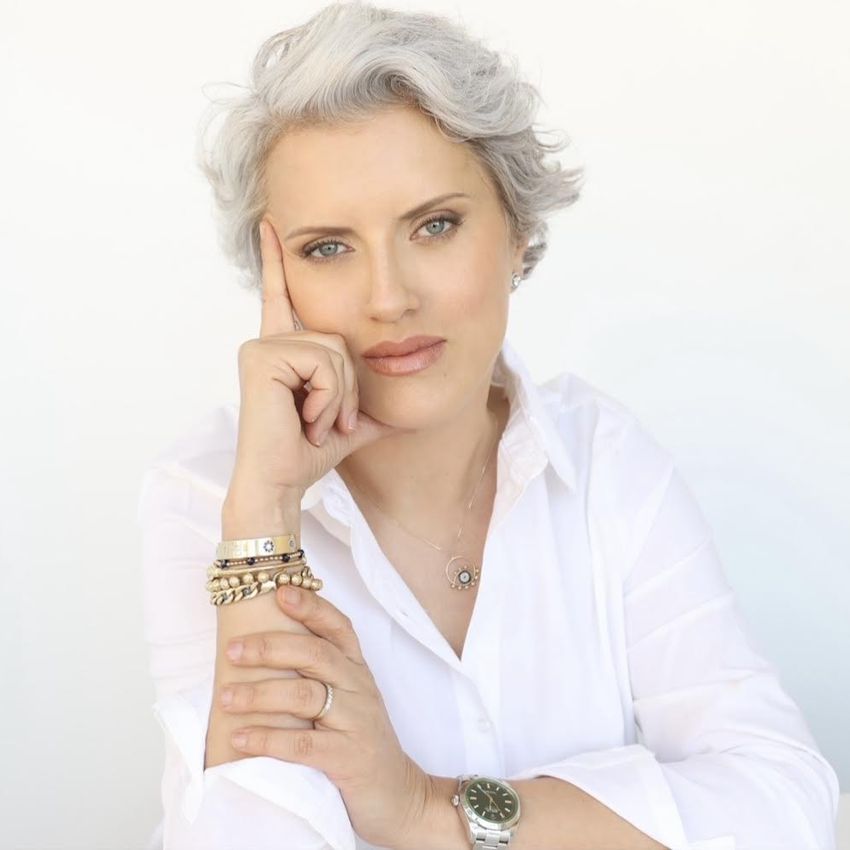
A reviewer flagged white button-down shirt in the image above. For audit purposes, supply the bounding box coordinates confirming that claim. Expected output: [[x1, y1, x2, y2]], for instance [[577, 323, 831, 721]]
[[138, 338, 839, 850]]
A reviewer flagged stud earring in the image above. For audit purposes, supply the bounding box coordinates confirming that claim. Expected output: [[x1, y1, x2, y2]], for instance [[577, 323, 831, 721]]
[[510, 272, 522, 292]]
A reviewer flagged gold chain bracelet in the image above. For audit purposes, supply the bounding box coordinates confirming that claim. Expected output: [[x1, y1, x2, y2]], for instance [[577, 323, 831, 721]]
[[208, 536, 324, 606]]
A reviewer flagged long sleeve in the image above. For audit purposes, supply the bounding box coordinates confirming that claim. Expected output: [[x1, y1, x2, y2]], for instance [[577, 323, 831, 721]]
[[137, 462, 358, 850], [507, 417, 840, 850]]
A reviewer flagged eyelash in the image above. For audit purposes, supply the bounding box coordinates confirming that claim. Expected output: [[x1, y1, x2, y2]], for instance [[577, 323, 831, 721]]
[[300, 212, 464, 263]]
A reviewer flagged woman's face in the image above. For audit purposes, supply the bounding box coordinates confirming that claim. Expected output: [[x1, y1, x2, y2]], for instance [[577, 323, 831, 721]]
[[263, 103, 527, 430]]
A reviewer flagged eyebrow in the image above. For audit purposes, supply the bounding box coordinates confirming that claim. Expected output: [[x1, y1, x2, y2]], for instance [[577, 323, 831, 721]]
[[284, 192, 472, 240]]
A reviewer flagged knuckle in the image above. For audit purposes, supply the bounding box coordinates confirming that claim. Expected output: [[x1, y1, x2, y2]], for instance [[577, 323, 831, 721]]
[[325, 625, 347, 647], [326, 617, 353, 645], [240, 683, 256, 709], [253, 730, 270, 755], [294, 732, 314, 758], [309, 638, 330, 666], [292, 678, 314, 710], [257, 634, 272, 662]]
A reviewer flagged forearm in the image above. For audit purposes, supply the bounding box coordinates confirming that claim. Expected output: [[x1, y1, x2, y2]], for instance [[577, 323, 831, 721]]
[[205, 489, 310, 769], [416, 775, 670, 850]]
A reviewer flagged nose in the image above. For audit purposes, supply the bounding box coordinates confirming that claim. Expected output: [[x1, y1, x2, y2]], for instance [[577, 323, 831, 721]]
[[362, 250, 421, 322]]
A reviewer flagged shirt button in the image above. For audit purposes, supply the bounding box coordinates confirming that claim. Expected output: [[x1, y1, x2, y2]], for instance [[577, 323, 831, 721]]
[[477, 716, 491, 732]]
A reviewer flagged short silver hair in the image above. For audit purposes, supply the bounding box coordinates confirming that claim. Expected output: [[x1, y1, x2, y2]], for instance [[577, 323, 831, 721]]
[[196, 0, 585, 294]]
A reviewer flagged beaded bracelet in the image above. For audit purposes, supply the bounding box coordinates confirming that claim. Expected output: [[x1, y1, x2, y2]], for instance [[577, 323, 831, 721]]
[[212, 548, 305, 567], [208, 552, 307, 584], [208, 548, 322, 599]]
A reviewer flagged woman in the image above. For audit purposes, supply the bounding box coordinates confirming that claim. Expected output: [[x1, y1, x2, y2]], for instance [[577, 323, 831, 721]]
[[138, 2, 839, 849]]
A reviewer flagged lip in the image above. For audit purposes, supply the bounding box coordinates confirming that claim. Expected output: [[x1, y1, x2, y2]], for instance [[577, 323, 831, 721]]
[[363, 339, 446, 376], [362, 334, 446, 358]]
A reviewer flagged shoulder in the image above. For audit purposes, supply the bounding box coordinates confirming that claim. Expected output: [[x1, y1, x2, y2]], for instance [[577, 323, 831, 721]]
[[538, 369, 671, 472], [537, 369, 681, 567], [136, 402, 238, 529], [146, 401, 239, 476]]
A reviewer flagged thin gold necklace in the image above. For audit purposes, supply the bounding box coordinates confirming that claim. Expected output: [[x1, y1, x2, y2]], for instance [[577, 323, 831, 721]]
[[346, 415, 501, 590]]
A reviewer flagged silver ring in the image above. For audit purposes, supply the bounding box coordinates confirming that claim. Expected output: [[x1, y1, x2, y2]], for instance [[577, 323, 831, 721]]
[[312, 681, 334, 721]]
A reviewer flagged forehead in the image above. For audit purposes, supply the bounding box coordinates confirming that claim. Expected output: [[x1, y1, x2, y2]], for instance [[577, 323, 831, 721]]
[[263, 104, 492, 212]]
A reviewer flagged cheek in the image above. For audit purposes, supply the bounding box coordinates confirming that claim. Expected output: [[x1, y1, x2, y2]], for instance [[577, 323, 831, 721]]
[[446, 266, 506, 319], [445, 278, 509, 367], [293, 289, 352, 331], [443, 237, 510, 311]]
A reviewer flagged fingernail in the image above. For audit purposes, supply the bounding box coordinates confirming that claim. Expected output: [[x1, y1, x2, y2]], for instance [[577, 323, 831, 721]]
[[347, 411, 358, 431], [226, 641, 243, 661], [220, 687, 234, 706], [284, 587, 301, 606], [232, 731, 248, 749]]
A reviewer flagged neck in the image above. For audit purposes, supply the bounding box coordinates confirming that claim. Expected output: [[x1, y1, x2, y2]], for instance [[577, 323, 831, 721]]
[[336, 376, 509, 530]]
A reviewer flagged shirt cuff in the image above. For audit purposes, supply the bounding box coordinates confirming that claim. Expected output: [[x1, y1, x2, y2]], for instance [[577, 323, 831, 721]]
[[152, 673, 357, 850], [506, 743, 735, 850]]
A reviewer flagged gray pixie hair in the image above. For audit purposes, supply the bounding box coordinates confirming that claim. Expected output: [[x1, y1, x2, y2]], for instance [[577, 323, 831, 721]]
[[196, 0, 585, 294]]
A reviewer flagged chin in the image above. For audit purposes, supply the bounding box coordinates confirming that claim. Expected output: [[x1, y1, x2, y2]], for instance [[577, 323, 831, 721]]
[[360, 378, 459, 429]]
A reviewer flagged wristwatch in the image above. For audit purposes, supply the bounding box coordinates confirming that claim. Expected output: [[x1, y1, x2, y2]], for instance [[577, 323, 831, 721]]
[[451, 773, 521, 847]]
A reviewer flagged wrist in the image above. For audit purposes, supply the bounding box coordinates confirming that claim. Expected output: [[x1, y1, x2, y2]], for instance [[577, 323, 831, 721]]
[[221, 487, 303, 541], [400, 774, 469, 850]]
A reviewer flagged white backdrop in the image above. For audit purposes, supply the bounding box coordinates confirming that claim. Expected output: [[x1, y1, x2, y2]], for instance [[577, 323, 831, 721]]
[[2, 0, 848, 847]]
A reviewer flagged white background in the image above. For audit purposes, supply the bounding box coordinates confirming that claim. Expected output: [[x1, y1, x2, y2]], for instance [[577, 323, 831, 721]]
[[2, 0, 848, 847]]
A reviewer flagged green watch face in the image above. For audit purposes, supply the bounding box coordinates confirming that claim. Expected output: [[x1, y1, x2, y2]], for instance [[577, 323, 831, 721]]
[[464, 778, 519, 824]]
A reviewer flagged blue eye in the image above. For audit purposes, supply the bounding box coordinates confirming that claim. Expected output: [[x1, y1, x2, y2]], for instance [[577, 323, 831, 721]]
[[300, 213, 463, 263], [305, 240, 345, 261]]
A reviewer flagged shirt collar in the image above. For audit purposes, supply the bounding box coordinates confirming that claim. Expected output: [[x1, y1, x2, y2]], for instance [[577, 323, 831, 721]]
[[302, 337, 577, 520]]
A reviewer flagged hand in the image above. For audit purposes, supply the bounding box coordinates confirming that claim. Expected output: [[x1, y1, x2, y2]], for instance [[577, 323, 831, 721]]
[[228, 218, 409, 502], [219, 584, 433, 850]]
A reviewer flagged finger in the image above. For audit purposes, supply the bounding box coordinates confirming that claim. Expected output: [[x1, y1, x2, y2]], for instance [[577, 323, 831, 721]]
[[296, 335, 358, 443], [259, 219, 296, 339], [258, 339, 342, 445], [324, 339, 359, 438], [230, 725, 349, 770], [228, 630, 360, 689], [317, 334, 359, 435], [307, 346, 346, 446], [219, 675, 331, 719], [220, 676, 370, 732], [276, 585, 367, 664], [292, 332, 360, 445], [281, 341, 344, 446]]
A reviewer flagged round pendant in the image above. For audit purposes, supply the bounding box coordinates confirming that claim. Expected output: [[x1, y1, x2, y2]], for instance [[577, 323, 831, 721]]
[[446, 555, 480, 590]]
